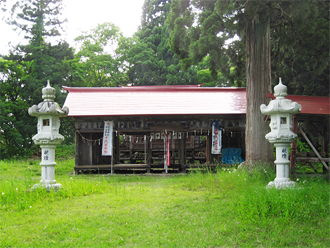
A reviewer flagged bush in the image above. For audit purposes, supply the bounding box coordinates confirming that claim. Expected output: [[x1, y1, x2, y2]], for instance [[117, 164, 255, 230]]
[[55, 144, 75, 159]]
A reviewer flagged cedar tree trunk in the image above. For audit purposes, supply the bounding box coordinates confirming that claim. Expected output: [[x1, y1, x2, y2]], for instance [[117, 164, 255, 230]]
[[245, 11, 274, 165]]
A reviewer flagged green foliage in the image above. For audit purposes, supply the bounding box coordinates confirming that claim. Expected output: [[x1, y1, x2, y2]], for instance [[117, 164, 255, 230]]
[[296, 138, 311, 153], [167, 0, 245, 86], [196, 56, 242, 87], [70, 23, 128, 87], [236, 178, 329, 225], [168, 0, 329, 94], [271, 0, 329, 96], [0, 160, 329, 247], [0, 159, 108, 212], [0, 59, 36, 159], [18, 41, 74, 106], [235, 164, 329, 226], [121, 0, 198, 85], [0, 0, 74, 159], [167, 0, 329, 165], [6, 0, 66, 39], [1, 0, 328, 161], [4, 0, 72, 102], [55, 144, 75, 159]]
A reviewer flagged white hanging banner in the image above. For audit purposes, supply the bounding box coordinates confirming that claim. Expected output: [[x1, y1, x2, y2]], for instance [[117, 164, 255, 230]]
[[164, 130, 170, 173], [102, 121, 113, 156], [211, 120, 222, 154], [165, 132, 170, 167]]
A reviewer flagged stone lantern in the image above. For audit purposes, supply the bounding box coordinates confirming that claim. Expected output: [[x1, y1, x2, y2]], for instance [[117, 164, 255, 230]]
[[28, 81, 69, 190], [260, 78, 301, 188]]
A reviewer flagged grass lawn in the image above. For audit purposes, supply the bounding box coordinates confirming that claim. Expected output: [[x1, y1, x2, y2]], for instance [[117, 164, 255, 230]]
[[0, 159, 329, 247]]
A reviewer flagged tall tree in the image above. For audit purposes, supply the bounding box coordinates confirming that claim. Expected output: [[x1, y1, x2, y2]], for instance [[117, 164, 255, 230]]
[[244, 1, 273, 163], [70, 23, 127, 87], [0, 59, 34, 159], [8, 0, 65, 37], [0, 0, 73, 158], [167, 0, 329, 164], [270, 1, 329, 96], [5, 0, 73, 105], [121, 0, 198, 86], [168, 0, 273, 164]]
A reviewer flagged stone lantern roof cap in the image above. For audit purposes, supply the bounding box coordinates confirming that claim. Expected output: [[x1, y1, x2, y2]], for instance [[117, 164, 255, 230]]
[[274, 78, 287, 98], [28, 81, 69, 117], [42, 80, 56, 101], [260, 78, 302, 115]]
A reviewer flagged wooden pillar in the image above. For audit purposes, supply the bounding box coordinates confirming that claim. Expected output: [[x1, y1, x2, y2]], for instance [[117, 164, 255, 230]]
[[192, 135, 195, 164], [129, 136, 133, 164], [75, 131, 80, 173], [290, 115, 298, 175], [171, 137, 175, 165], [180, 133, 187, 173], [322, 121, 329, 174], [322, 123, 326, 153], [88, 133, 93, 165], [147, 135, 151, 173], [115, 133, 120, 164], [178, 136, 182, 169], [91, 133, 98, 165], [206, 135, 210, 164]]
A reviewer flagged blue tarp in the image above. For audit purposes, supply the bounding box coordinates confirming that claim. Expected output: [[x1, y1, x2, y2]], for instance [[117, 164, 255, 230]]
[[222, 148, 244, 164]]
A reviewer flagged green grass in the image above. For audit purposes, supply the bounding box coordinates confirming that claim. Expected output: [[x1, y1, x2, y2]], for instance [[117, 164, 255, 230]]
[[0, 160, 329, 247]]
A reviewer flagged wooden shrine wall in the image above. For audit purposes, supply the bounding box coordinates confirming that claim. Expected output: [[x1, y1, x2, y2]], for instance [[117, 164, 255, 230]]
[[73, 116, 246, 167]]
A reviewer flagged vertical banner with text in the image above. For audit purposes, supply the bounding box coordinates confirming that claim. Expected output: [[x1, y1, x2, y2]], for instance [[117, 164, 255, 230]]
[[211, 120, 222, 154], [102, 121, 113, 156], [165, 132, 170, 167]]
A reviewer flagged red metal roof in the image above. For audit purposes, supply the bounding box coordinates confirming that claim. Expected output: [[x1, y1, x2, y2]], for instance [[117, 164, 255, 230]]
[[267, 93, 330, 115], [62, 86, 247, 117]]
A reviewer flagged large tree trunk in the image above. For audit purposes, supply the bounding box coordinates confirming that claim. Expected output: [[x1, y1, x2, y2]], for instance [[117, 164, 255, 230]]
[[245, 10, 274, 165]]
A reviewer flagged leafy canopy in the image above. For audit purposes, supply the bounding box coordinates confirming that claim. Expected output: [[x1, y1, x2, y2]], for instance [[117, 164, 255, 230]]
[[0, 0, 73, 159], [120, 0, 198, 86], [71, 22, 128, 87]]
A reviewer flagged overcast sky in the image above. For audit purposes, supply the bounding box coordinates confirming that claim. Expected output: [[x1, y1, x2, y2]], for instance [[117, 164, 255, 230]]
[[0, 0, 145, 55]]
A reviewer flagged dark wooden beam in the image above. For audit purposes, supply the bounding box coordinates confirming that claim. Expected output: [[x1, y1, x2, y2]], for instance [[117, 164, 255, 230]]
[[290, 115, 298, 174], [298, 126, 329, 172]]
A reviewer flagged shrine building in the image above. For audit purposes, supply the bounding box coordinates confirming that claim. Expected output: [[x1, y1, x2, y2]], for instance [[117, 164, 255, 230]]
[[63, 85, 246, 173], [62, 85, 329, 175]]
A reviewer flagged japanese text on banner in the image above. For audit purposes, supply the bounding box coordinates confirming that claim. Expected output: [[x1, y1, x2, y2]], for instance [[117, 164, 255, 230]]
[[102, 121, 113, 156], [211, 120, 222, 154]]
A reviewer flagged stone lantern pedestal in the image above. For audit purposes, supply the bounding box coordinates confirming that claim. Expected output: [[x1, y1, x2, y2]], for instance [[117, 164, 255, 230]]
[[28, 81, 69, 191], [260, 78, 301, 189], [38, 144, 60, 190]]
